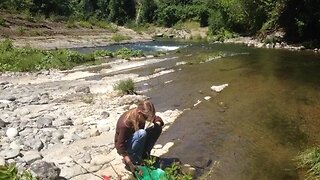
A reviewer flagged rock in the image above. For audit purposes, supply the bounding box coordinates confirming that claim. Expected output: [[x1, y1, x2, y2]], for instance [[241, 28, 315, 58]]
[[14, 107, 30, 116], [0, 119, 8, 128], [0, 81, 9, 86], [10, 141, 22, 150], [153, 144, 163, 149], [7, 96, 16, 101], [204, 96, 211, 101], [90, 155, 114, 165], [60, 165, 86, 179], [100, 111, 110, 118], [36, 116, 54, 128], [75, 86, 90, 94], [210, 84, 229, 92], [23, 137, 44, 151], [52, 117, 73, 127], [0, 156, 5, 166], [52, 130, 64, 140], [181, 164, 196, 177], [89, 129, 101, 137], [6, 127, 18, 140], [22, 151, 43, 164], [1, 148, 20, 160], [29, 161, 60, 180]]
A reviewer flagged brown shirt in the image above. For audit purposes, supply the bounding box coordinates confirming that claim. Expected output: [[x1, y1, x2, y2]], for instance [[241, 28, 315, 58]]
[[114, 111, 164, 156]]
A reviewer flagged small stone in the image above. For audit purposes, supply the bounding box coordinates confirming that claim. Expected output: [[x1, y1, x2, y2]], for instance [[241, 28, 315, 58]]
[[204, 96, 211, 101], [6, 127, 18, 140], [22, 151, 43, 164], [75, 86, 90, 94], [10, 141, 22, 150], [100, 111, 110, 119], [7, 96, 16, 101], [1, 149, 20, 160], [89, 129, 101, 137], [52, 130, 64, 140]]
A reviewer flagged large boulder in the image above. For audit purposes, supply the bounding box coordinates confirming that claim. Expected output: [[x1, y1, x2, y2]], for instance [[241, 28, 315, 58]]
[[29, 161, 60, 180]]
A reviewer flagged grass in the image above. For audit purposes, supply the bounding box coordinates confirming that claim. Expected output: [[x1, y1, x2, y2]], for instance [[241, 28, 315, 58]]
[[113, 78, 136, 95], [0, 39, 95, 72], [296, 147, 320, 179], [111, 34, 132, 42], [0, 163, 35, 180]]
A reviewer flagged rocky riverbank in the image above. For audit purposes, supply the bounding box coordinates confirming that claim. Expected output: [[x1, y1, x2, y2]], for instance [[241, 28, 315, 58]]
[[0, 57, 183, 179]]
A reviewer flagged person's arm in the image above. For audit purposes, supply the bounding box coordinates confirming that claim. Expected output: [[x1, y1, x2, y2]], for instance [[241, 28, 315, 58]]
[[115, 127, 136, 172]]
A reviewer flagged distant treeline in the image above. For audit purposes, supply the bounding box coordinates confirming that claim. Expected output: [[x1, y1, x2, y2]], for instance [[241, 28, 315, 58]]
[[1, 0, 319, 43]]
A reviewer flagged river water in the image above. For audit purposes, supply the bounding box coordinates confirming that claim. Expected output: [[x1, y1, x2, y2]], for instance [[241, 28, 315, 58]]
[[78, 40, 320, 179]]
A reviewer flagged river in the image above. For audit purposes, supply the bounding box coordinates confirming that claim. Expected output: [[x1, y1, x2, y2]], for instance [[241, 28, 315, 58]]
[[77, 40, 320, 179]]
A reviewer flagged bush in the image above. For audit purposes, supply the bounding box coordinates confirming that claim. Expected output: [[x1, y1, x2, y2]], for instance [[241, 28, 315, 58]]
[[0, 163, 35, 180], [113, 78, 136, 95], [111, 34, 132, 42], [115, 48, 144, 60], [296, 147, 320, 179], [0, 16, 5, 26]]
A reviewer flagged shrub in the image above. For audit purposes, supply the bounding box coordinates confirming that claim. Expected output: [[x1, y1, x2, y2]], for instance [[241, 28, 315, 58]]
[[296, 147, 320, 179], [111, 34, 132, 42], [115, 48, 144, 60], [113, 78, 136, 95], [0, 163, 35, 180]]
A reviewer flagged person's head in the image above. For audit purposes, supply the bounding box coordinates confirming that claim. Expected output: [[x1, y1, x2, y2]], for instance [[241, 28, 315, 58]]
[[125, 100, 156, 131]]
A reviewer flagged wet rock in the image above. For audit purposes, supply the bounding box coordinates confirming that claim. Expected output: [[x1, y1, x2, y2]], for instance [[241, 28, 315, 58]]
[[211, 84, 229, 92], [6, 127, 18, 140], [22, 151, 43, 164], [29, 161, 60, 180]]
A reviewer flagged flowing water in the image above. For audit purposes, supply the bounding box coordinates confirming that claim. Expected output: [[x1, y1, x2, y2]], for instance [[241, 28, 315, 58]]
[[79, 40, 320, 179]]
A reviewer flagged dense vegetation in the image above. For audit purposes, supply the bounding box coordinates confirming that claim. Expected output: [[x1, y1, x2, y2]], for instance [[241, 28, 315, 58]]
[[296, 147, 320, 179], [0, 0, 319, 44], [0, 40, 145, 72]]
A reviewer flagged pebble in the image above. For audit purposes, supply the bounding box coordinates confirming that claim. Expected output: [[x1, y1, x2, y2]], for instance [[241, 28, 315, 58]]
[[6, 127, 18, 140]]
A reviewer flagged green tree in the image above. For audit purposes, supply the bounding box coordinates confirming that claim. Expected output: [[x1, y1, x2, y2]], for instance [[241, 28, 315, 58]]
[[139, 0, 157, 23]]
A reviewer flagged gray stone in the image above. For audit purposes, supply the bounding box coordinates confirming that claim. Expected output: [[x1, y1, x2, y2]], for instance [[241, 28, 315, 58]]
[[36, 116, 54, 128], [14, 107, 30, 116], [52, 117, 73, 127], [100, 111, 110, 118], [7, 96, 16, 101], [23, 137, 44, 151], [19, 128, 33, 137], [0, 119, 8, 128], [29, 161, 60, 180], [1, 148, 20, 160], [75, 86, 90, 94], [22, 151, 43, 164]]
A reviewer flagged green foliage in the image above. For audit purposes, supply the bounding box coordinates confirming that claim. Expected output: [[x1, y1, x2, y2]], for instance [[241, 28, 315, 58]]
[[94, 50, 114, 58], [164, 162, 193, 180], [111, 34, 132, 42], [0, 16, 5, 26], [78, 21, 92, 28], [0, 163, 36, 180], [113, 78, 136, 95], [139, 0, 158, 24], [114, 48, 144, 60], [0, 39, 95, 72], [296, 147, 320, 179]]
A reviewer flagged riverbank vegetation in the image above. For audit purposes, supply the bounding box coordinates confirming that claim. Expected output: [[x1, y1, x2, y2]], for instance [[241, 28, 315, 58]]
[[0, 40, 145, 72], [296, 147, 320, 179], [1, 0, 319, 46]]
